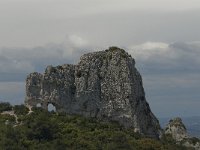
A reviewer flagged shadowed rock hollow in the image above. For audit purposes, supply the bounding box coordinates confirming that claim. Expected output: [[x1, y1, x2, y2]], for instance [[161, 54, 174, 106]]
[[25, 47, 161, 138]]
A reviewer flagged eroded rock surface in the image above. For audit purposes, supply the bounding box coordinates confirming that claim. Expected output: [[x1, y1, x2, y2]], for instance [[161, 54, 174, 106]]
[[165, 117, 200, 150], [165, 117, 188, 141], [25, 47, 161, 138]]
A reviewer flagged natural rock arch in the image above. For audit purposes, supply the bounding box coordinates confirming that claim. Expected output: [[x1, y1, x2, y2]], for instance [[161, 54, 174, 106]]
[[36, 103, 42, 108], [25, 47, 162, 138]]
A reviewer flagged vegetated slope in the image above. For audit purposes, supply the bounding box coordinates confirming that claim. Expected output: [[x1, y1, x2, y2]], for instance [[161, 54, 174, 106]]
[[0, 103, 193, 150]]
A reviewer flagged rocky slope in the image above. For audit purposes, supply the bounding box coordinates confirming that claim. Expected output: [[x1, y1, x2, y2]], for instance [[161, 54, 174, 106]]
[[165, 117, 200, 150], [25, 47, 161, 138]]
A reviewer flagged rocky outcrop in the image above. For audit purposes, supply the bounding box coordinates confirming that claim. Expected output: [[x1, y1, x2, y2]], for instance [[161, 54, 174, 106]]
[[26, 64, 76, 112], [165, 117, 200, 150], [25, 47, 161, 138], [165, 117, 188, 141]]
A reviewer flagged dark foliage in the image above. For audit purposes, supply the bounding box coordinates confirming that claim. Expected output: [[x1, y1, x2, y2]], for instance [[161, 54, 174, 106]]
[[0, 102, 12, 113], [0, 103, 194, 150], [13, 104, 29, 115]]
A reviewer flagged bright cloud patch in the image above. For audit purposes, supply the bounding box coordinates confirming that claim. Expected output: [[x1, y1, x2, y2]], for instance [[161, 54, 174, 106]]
[[68, 35, 88, 48], [129, 42, 169, 60], [0, 35, 92, 76], [128, 41, 200, 117], [128, 41, 200, 72]]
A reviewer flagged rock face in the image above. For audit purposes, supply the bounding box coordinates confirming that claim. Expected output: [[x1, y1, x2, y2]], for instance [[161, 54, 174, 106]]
[[165, 117, 200, 150], [165, 117, 188, 141], [25, 47, 161, 138]]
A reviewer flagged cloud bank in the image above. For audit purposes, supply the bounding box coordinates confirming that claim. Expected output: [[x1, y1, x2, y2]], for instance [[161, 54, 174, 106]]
[[128, 41, 200, 117], [0, 35, 96, 81], [0, 38, 200, 117]]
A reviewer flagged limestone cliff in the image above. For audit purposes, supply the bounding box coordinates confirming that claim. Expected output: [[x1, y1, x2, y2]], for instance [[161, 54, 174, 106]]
[[165, 117, 200, 150], [25, 47, 161, 138]]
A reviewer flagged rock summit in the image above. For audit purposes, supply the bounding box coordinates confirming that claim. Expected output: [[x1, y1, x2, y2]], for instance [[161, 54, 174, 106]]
[[25, 47, 161, 138]]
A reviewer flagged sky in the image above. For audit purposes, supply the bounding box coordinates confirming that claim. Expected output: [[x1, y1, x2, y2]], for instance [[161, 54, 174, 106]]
[[0, 0, 200, 118]]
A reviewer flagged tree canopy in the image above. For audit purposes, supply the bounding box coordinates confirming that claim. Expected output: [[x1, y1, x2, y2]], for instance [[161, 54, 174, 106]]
[[0, 103, 193, 150]]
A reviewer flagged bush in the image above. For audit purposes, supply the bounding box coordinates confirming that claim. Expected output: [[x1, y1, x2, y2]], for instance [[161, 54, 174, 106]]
[[109, 46, 120, 51], [0, 114, 15, 124], [187, 137, 200, 145], [0, 102, 12, 113], [13, 104, 29, 116], [0, 104, 195, 150]]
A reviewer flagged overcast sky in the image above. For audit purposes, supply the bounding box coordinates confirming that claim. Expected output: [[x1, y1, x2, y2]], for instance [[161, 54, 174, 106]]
[[0, 0, 200, 118]]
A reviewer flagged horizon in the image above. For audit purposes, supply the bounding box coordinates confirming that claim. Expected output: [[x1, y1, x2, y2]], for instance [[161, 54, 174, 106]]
[[1, 0, 200, 118]]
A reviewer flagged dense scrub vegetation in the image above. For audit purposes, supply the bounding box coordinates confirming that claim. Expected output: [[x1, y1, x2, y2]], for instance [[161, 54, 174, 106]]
[[0, 102, 12, 113], [0, 102, 194, 150]]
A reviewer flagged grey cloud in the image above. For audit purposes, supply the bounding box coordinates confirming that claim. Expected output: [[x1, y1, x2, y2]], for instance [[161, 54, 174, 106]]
[[69, 10, 200, 48], [128, 41, 200, 117], [0, 35, 95, 82], [129, 42, 200, 74], [0, 40, 200, 117], [0, 35, 95, 104], [1, 3, 200, 48], [0, 0, 200, 117]]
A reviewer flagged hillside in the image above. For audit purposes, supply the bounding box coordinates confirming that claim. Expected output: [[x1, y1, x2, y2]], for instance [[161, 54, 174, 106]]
[[0, 102, 194, 150]]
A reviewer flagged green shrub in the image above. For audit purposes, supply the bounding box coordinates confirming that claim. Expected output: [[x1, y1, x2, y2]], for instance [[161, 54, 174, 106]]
[[0, 104, 195, 150], [187, 137, 200, 145], [0, 114, 15, 124], [109, 46, 120, 51], [13, 104, 29, 116], [0, 102, 12, 113]]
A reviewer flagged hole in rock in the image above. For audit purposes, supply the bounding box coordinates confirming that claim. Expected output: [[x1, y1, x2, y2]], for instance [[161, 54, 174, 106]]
[[36, 103, 42, 107], [48, 103, 56, 112]]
